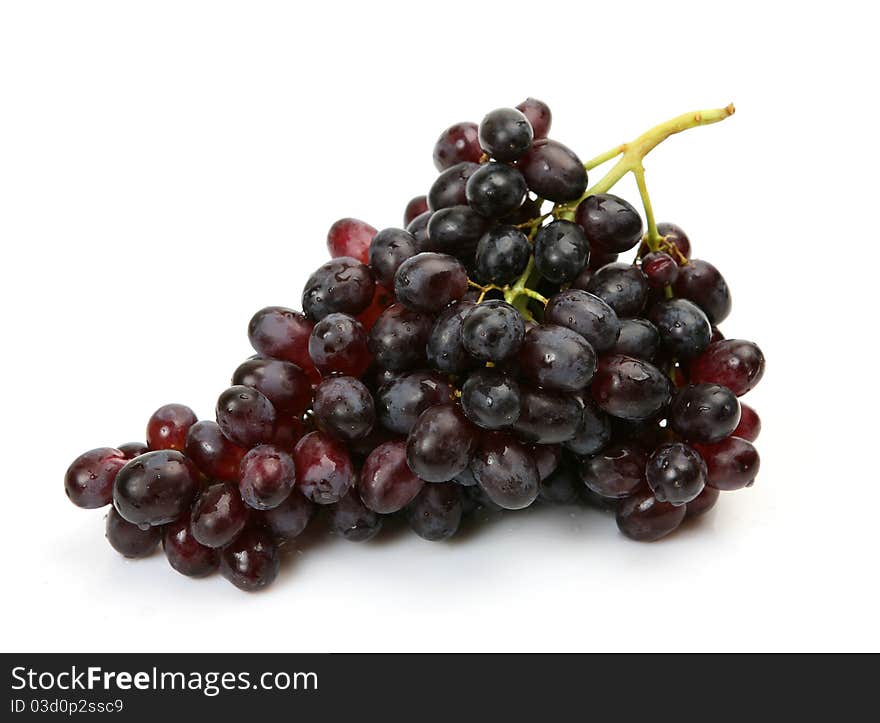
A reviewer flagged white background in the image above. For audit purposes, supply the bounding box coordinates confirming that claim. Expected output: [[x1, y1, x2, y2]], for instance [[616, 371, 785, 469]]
[[1, 0, 877, 652]]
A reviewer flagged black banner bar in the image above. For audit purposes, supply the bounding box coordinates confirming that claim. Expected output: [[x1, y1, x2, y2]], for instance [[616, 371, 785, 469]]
[[2, 653, 874, 718]]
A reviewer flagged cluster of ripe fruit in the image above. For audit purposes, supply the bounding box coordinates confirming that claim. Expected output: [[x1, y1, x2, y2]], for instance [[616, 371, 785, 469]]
[[65, 98, 763, 591]]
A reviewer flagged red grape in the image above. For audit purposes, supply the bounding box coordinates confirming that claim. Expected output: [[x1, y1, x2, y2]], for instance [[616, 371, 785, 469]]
[[65, 447, 126, 509], [359, 440, 425, 514], [239, 444, 297, 510], [694, 437, 760, 491], [162, 513, 219, 577], [616, 486, 687, 541], [326, 217, 376, 264], [689, 340, 766, 396], [185, 420, 246, 483], [293, 431, 355, 504], [146, 403, 197, 452], [191, 482, 249, 548]]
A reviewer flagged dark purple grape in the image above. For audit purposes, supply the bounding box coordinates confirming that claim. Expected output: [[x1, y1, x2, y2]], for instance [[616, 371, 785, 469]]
[[368, 303, 434, 371], [427, 300, 478, 374], [674, 260, 731, 324], [612, 318, 660, 360], [360, 440, 425, 513], [575, 194, 643, 253], [474, 226, 531, 286], [564, 398, 612, 456], [544, 289, 620, 353], [478, 107, 533, 162], [309, 312, 371, 377], [258, 490, 314, 543], [248, 306, 314, 372], [733, 403, 761, 442], [518, 139, 587, 202], [220, 527, 280, 591], [190, 482, 249, 548], [426, 205, 490, 258], [530, 443, 562, 480], [162, 513, 219, 577], [465, 162, 527, 218], [580, 484, 621, 512], [461, 368, 521, 430], [302, 257, 374, 321], [616, 486, 686, 542], [645, 443, 707, 506], [538, 453, 581, 504], [639, 222, 691, 260], [641, 252, 679, 288], [407, 483, 463, 541], [591, 354, 671, 421], [461, 483, 505, 514], [512, 387, 581, 444], [394, 252, 468, 313], [404, 196, 429, 226], [293, 431, 355, 504], [365, 366, 405, 395], [534, 220, 589, 284], [357, 286, 395, 332], [453, 466, 479, 487], [406, 210, 432, 251], [328, 489, 383, 542], [376, 370, 453, 435], [113, 450, 200, 528], [272, 416, 305, 453], [239, 445, 297, 510], [146, 403, 197, 452], [518, 323, 597, 392], [326, 217, 376, 264], [461, 287, 483, 303], [579, 442, 646, 500], [357, 284, 396, 330], [106, 507, 160, 558], [118, 442, 149, 460], [501, 195, 543, 226], [460, 300, 525, 362], [216, 385, 277, 449], [313, 375, 375, 442], [516, 97, 551, 139], [428, 161, 480, 212], [185, 420, 246, 483], [433, 121, 481, 171], [669, 383, 740, 444], [65, 447, 127, 509], [406, 403, 477, 482], [586, 249, 620, 272], [584, 262, 649, 318], [609, 416, 667, 447], [694, 437, 760, 491], [685, 485, 720, 518], [470, 431, 539, 510], [232, 357, 311, 417], [688, 340, 765, 396], [649, 298, 712, 359], [368, 227, 418, 289]]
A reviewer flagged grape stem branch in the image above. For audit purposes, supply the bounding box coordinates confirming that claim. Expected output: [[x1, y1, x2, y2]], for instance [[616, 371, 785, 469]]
[[558, 103, 736, 251], [499, 103, 735, 316]]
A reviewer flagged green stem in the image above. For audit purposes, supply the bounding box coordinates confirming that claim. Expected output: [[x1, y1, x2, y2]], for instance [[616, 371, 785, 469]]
[[584, 144, 625, 171], [505, 257, 541, 319], [633, 164, 661, 251], [562, 104, 736, 208], [516, 211, 553, 231], [519, 288, 548, 304], [491, 104, 735, 320]]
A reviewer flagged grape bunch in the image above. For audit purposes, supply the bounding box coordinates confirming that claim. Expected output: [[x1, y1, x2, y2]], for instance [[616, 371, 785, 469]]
[[65, 98, 764, 592]]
